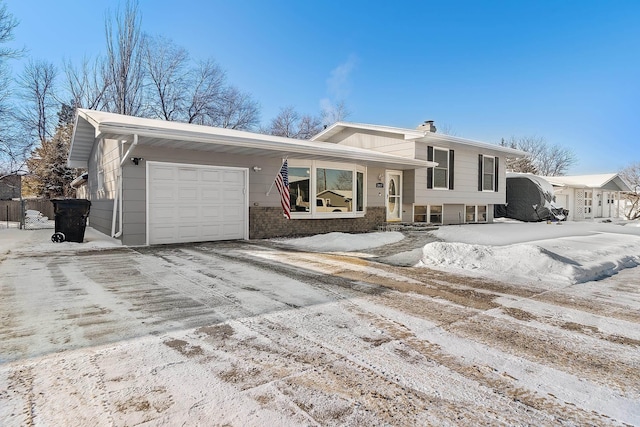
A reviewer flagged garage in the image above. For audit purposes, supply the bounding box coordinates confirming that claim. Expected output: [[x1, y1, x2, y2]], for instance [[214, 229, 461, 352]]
[[147, 162, 248, 245]]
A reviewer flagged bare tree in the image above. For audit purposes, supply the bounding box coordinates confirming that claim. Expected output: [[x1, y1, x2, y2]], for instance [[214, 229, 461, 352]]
[[16, 59, 58, 144], [104, 0, 144, 115], [266, 106, 323, 139], [0, 1, 23, 171], [321, 100, 350, 126], [620, 161, 640, 220], [212, 86, 260, 130], [142, 34, 189, 120], [0, 2, 20, 60], [437, 123, 458, 136], [64, 56, 110, 110], [184, 59, 225, 124], [504, 136, 577, 176]]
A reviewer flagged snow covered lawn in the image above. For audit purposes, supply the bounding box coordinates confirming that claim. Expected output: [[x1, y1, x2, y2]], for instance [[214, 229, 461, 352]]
[[1, 222, 639, 425]]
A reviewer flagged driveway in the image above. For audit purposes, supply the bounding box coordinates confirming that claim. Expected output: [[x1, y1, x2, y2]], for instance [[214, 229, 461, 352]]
[[1, 232, 639, 426]]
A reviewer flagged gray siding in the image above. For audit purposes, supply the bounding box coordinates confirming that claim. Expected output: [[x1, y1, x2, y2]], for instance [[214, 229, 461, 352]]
[[116, 146, 388, 245], [85, 138, 120, 238], [413, 142, 507, 206], [329, 128, 416, 158]]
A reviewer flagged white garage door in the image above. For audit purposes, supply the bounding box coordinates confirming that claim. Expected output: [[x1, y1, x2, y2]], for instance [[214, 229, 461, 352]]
[[147, 162, 248, 245]]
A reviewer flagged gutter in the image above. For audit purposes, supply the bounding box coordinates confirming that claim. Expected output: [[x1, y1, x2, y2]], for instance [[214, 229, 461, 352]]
[[111, 134, 139, 238], [70, 172, 89, 189]]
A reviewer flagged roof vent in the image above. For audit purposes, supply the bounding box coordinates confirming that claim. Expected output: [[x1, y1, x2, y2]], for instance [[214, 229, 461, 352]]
[[417, 120, 436, 133]]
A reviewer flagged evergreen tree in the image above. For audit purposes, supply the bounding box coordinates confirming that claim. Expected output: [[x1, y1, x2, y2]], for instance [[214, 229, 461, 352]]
[[25, 104, 80, 198]]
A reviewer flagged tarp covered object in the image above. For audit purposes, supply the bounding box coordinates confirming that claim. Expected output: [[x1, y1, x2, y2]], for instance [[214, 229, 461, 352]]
[[495, 173, 567, 222]]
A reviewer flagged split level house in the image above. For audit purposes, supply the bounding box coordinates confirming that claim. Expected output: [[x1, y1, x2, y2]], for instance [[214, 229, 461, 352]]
[[68, 110, 526, 246]]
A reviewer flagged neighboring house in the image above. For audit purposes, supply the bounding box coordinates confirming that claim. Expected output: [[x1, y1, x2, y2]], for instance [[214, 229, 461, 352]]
[[542, 174, 631, 221], [311, 121, 526, 225], [0, 175, 21, 200], [69, 111, 527, 245]]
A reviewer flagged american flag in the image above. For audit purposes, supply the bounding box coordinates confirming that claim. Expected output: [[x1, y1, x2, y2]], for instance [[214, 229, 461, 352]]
[[275, 160, 291, 219]]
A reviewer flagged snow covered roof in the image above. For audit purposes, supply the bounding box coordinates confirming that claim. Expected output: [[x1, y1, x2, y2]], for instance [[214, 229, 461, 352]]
[[543, 174, 631, 191], [312, 121, 527, 157], [69, 109, 436, 170]]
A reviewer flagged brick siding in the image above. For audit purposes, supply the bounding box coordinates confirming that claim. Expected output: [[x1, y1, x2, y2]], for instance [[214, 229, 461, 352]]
[[249, 207, 386, 239]]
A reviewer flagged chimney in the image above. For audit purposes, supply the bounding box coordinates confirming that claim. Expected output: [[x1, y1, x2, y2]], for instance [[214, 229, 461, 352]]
[[417, 120, 436, 133]]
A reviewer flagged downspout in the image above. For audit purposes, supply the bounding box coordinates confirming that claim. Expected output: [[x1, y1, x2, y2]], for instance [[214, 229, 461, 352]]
[[111, 134, 139, 238]]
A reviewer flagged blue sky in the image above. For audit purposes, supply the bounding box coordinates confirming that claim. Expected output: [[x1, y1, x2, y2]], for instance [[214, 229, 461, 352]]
[[5, 0, 640, 174]]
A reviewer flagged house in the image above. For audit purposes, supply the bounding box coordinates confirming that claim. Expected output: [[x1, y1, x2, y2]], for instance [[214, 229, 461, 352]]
[[312, 121, 526, 225], [68, 111, 525, 245], [495, 173, 567, 222], [541, 174, 631, 221], [0, 174, 21, 200]]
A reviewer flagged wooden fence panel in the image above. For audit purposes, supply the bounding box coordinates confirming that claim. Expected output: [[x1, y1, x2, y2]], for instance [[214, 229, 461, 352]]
[[0, 199, 55, 222]]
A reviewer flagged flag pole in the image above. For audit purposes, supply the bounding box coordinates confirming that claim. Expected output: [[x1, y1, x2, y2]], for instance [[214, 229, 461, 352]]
[[266, 157, 288, 196]]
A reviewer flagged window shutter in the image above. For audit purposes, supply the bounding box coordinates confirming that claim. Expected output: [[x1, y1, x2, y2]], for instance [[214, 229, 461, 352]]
[[478, 154, 483, 191], [448, 150, 455, 190], [427, 146, 434, 189], [494, 157, 499, 192]]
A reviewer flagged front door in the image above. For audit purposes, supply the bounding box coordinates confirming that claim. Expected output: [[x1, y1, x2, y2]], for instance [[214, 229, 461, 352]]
[[386, 171, 402, 222]]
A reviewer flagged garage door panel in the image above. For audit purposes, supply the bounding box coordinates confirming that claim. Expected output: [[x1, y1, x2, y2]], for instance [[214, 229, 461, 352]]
[[148, 163, 247, 245], [152, 166, 176, 181], [178, 187, 198, 200], [151, 206, 176, 220], [223, 170, 243, 182], [178, 168, 198, 181], [151, 185, 176, 200], [202, 187, 222, 199], [223, 189, 244, 202], [201, 170, 221, 182], [223, 205, 243, 219], [202, 207, 221, 219], [222, 222, 243, 238]]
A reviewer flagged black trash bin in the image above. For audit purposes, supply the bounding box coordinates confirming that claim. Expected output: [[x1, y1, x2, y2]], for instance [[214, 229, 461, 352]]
[[51, 199, 91, 243]]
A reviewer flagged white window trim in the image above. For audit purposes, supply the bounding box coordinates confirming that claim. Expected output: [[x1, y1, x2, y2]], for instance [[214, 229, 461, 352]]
[[465, 205, 488, 223], [428, 205, 443, 225], [481, 155, 496, 192], [432, 147, 450, 190], [289, 160, 366, 219]]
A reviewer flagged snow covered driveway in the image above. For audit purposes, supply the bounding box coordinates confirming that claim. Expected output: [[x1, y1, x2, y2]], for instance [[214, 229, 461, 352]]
[[1, 229, 639, 425]]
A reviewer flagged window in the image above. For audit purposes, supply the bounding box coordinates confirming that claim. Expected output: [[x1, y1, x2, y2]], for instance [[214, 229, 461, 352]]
[[317, 168, 353, 212], [478, 205, 487, 222], [429, 205, 443, 224], [465, 206, 476, 222], [356, 172, 364, 212], [427, 147, 454, 190], [288, 161, 365, 218], [289, 167, 311, 212], [414, 205, 427, 222], [482, 156, 495, 191], [433, 148, 449, 189], [466, 205, 488, 223]]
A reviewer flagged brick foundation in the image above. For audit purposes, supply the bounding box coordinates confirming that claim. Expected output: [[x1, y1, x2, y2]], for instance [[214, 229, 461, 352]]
[[249, 207, 386, 239]]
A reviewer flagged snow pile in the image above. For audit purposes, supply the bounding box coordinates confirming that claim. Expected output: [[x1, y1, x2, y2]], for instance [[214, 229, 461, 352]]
[[418, 242, 574, 284], [279, 221, 640, 286], [276, 231, 404, 252], [419, 222, 640, 285]]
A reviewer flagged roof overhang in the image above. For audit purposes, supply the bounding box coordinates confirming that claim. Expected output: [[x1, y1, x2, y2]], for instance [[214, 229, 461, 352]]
[[543, 174, 631, 192], [312, 122, 426, 141], [69, 110, 435, 170], [312, 121, 528, 158]]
